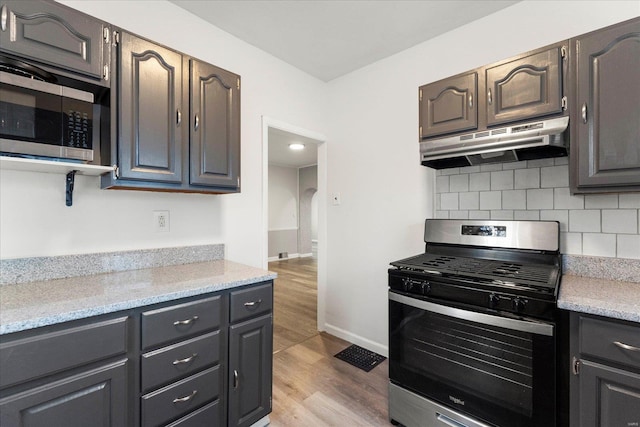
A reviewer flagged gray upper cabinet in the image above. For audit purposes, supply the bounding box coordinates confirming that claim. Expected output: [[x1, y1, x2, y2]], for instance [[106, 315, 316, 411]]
[[190, 60, 240, 189], [103, 30, 241, 193], [0, 0, 108, 84], [570, 17, 640, 193], [419, 72, 478, 139], [117, 32, 185, 184], [485, 46, 564, 126]]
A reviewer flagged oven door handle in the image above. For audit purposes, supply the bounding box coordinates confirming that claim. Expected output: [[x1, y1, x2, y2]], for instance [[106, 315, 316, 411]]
[[389, 291, 554, 336]]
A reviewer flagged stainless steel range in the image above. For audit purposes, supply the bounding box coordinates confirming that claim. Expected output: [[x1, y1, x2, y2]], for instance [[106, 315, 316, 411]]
[[388, 219, 568, 427]]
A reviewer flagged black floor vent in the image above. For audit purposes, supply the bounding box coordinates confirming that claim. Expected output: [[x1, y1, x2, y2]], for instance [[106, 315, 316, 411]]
[[334, 344, 386, 372]]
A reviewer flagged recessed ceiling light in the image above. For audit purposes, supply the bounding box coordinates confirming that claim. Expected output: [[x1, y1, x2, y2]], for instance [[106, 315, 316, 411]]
[[289, 143, 305, 150]]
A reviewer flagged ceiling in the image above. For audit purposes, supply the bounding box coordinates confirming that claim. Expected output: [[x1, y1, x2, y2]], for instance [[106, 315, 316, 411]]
[[268, 128, 320, 168], [170, 0, 520, 82]]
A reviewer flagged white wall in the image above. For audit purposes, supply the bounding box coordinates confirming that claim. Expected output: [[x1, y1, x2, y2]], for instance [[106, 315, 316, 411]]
[[0, 1, 327, 262], [268, 166, 298, 231], [324, 1, 640, 355]]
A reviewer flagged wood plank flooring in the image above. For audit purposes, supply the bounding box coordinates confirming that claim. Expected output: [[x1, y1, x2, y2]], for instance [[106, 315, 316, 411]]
[[269, 257, 390, 426]]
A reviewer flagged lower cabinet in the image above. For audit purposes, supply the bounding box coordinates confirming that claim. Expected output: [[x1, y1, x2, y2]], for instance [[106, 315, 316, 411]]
[[0, 280, 273, 427], [570, 312, 640, 427], [0, 360, 128, 427]]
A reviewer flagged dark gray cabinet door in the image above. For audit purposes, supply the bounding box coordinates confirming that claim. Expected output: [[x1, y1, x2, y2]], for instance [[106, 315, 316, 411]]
[[578, 359, 640, 427], [0, 359, 128, 427], [117, 32, 185, 183], [572, 17, 640, 192], [0, 0, 106, 81], [485, 46, 564, 126], [228, 314, 272, 427], [190, 60, 240, 189], [419, 72, 478, 139]]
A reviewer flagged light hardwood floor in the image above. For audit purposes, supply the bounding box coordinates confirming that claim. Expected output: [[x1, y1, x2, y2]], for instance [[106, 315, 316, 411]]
[[269, 257, 390, 426]]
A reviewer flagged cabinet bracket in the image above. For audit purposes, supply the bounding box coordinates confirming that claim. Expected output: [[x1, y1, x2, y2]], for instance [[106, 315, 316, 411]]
[[65, 170, 77, 207]]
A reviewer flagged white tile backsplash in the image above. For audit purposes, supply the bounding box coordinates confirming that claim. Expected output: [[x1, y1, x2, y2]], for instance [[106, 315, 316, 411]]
[[502, 190, 526, 210], [480, 191, 502, 210], [491, 170, 514, 190], [459, 192, 480, 210], [450, 174, 469, 192], [433, 161, 640, 259], [583, 233, 616, 257], [570, 210, 601, 233], [618, 235, 640, 259], [527, 189, 554, 209], [515, 168, 540, 190], [469, 172, 491, 191], [602, 210, 638, 234], [541, 165, 569, 188]]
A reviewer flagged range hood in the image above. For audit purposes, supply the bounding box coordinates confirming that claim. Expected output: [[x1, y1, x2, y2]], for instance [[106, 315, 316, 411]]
[[420, 116, 569, 169]]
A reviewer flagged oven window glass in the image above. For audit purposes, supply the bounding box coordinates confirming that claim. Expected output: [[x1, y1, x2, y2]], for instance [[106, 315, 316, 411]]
[[389, 297, 555, 427]]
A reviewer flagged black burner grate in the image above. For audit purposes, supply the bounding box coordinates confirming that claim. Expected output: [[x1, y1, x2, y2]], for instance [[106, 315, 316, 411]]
[[334, 344, 386, 372]]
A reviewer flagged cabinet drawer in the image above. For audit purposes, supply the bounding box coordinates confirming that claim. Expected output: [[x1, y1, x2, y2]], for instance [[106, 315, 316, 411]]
[[580, 316, 640, 370], [0, 317, 128, 389], [141, 331, 220, 392], [141, 365, 220, 427], [229, 283, 273, 323], [142, 295, 222, 350], [166, 400, 221, 427]]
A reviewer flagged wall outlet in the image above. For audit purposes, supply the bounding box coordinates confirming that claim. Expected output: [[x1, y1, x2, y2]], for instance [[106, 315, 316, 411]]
[[153, 210, 170, 232]]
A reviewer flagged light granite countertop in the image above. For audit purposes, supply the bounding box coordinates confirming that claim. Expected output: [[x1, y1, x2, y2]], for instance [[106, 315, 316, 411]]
[[0, 260, 276, 335], [558, 274, 640, 323]]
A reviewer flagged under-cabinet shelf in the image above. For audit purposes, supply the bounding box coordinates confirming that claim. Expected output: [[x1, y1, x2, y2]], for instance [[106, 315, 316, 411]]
[[0, 156, 114, 176]]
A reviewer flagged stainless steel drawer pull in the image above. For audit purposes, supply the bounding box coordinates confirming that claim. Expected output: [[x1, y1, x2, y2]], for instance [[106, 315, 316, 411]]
[[487, 89, 492, 105], [172, 390, 197, 404], [614, 341, 640, 352], [172, 353, 198, 366], [436, 413, 467, 427], [173, 316, 199, 326], [233, 369, 239, 389], [581, 103, 588, 123], [244, 299, 262, 308]]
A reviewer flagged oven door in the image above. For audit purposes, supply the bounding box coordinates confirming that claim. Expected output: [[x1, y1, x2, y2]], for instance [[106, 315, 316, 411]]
[[389, 290, 556, 427]]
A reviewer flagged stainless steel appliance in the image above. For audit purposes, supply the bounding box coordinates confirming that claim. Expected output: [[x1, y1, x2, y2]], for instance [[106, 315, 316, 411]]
[[388, 219, 568, 427], [0, 56, 96, 162]]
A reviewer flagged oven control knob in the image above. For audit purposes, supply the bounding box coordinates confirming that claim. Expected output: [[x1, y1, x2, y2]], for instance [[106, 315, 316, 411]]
[[512, 297, 527, 312], [420, 282, 431, 295], [489, 293, 499, 308]]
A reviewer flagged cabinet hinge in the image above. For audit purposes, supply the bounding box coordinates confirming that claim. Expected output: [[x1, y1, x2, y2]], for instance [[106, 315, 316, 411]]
[[103, 27, 110, 44], [419, 89, 423, 102], [572, 356, 581, 376], [113, 31, 120, 45], [237, 78, 240, 90], [103, 64, 109, 81], [561, 96, 568, 111], [561, 45, 567, 59], [112, 165, 120, 180], [419, 126, 423, 137]]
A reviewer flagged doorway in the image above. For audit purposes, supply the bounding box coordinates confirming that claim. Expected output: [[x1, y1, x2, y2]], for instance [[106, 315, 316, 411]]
[[262, 117, 327, 352]]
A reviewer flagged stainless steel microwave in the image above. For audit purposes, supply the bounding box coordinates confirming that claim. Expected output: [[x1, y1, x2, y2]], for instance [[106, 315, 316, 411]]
[[0, 60, 96, 162]]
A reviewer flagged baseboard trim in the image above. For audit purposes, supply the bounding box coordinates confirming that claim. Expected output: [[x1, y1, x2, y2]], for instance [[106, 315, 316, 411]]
[[323, 322, 388, 358], [267, 253, 300, 262], [299, 253, 313, 258]]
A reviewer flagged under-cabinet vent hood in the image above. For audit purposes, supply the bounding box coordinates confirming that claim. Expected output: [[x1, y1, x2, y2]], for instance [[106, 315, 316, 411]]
[[420, 116, 569, 169]]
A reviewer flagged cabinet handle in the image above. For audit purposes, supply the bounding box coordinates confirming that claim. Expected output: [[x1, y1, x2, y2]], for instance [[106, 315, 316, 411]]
[[194, 114, 200, 131], [233, 369, 239, 389], [176, 109, 182, 125], [581, 103, 588, 123], [244, 299, 262, 308], [614, 341, 640, 352], [468, 93, 473, 109], [172, 353, 198, 366], [487, 89, 492, 105], [172, 390, 197, 404], [173, 315, 199, 326], [1, 5, 7, 32]]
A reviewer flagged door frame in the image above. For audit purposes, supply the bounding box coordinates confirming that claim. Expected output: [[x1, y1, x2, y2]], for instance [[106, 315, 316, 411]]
[[261, 116, 327, 332]]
